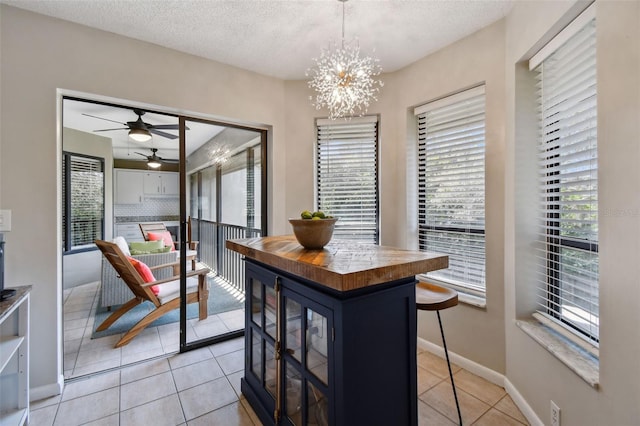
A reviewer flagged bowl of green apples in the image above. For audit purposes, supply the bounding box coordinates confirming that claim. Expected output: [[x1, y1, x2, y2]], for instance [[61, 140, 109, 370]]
[[289, 210, 338, 249]]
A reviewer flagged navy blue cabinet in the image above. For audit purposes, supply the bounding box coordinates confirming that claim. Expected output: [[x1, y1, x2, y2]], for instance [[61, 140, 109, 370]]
[[241, 259, 418, 426]]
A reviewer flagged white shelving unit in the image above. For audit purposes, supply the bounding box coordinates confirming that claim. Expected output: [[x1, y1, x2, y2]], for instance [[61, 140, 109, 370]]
[[0, 287, 30, 426]]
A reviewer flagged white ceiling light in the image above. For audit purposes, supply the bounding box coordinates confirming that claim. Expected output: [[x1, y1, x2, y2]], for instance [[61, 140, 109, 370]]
[[129, 128, 152, 142], [141, 148, 167, 169], [306, 0, 383, 120], [146, 158, 162, 168]]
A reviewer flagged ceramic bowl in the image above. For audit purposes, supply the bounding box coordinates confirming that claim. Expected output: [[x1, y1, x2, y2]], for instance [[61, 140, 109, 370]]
[[289, 218, 338, 249]]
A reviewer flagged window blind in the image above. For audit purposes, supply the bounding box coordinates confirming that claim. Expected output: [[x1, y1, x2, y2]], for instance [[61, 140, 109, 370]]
[[316, 116, 379, 244], [415, 86, 486, 293], [63, 153, 104, 252], [532, 12, 599, 343]]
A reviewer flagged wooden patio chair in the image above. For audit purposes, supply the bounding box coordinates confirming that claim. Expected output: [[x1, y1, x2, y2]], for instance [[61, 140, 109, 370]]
[[139, 218, 199, 269], [95, 239, 210, 348]]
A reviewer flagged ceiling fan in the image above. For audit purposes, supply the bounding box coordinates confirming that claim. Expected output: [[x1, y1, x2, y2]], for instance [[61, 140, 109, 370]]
[[83, 108, 181, 141], [135, 148, 179, 169]]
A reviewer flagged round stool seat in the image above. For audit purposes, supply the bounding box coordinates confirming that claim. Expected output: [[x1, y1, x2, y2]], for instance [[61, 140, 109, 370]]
[[416, 281, 458, 311]]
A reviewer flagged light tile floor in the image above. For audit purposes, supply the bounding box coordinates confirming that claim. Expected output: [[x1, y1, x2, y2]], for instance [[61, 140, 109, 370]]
[[49, 282, 530, 425], [63, 281, 245, 380]]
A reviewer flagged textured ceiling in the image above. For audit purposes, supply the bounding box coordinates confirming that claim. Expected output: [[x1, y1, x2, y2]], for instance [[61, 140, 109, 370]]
[[2, 0, 514, 80]]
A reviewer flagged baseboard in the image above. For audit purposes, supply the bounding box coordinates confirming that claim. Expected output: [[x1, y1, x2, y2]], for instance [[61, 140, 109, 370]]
[[504, 378, 544, 426], [417, 337, 504, 386], [30, 374, 64, 402], [417, 337, 543, 426]]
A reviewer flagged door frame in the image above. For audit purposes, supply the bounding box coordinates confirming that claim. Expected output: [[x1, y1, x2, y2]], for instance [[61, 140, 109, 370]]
[[178, 115, 269, 351], [59, 90, 270, 374]]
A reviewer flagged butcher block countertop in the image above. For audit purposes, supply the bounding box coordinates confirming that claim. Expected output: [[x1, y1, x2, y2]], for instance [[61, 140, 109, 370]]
[[226, 235, 448, 292]]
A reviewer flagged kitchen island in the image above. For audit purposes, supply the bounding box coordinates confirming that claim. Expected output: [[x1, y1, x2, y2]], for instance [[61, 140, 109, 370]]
[[226, 235, 448, 426]]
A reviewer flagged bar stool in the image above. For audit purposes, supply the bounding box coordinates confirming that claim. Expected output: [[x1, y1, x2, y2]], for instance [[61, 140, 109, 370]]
[[416, 281, 462, 425]]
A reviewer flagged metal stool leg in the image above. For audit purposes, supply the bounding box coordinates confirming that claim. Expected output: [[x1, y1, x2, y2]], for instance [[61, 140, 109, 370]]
[[437, 310, 462, 425]]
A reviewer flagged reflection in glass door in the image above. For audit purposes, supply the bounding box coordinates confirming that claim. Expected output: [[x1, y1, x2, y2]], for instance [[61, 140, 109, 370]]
[[181, 117, 266, 349]]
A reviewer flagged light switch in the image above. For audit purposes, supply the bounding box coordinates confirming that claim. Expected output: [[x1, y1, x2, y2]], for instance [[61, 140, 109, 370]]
[[0, 210, 12, 232]]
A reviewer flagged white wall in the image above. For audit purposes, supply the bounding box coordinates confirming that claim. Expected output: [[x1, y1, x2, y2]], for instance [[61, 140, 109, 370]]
[[0, 5, 287, 397], [505, 1, 640, 424]]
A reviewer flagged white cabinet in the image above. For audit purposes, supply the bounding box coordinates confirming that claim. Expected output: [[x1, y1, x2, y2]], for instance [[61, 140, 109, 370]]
[[143, 172, 179, 196], [0, 287, 30, 426], [114, 169, 144, 204], [114, 170, 179, 204]]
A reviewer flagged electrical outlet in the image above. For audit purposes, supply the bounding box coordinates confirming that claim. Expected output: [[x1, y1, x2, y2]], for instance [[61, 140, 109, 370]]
[[551, 400, 561, 426]]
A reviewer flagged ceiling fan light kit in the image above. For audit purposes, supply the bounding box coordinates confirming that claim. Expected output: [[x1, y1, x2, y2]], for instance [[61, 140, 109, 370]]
[[128, 127, 152, 142], [85, 108, 181, 140], [306, 0, 383, 120], [135, 148, 179, 169], [146, 158, 162, 168]]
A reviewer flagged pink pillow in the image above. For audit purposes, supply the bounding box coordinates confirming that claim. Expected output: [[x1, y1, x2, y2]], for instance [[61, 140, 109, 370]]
[[127, 256, 159, 295], [147, 231, 175, 252]]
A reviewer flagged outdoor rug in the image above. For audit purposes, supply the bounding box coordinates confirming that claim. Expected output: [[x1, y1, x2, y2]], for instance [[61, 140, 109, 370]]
[[91, 276, 243, 339]]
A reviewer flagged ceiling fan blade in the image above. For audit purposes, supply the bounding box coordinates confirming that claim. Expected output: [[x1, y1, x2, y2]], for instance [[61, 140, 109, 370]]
[[160, 158, 180, 163], [147, 124, 180, 130], [149, 129, 178, 139], [82, 113, 126, 125], [134, 152, 149, 158], [93, 127, 130, 132]]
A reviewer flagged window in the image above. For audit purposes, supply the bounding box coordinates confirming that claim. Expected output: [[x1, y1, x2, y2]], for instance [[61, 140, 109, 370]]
[[415, 86, 486, 295], [62, 152, 104, 253], [530, 7, 598, 343], [315, 116, 379, 244]]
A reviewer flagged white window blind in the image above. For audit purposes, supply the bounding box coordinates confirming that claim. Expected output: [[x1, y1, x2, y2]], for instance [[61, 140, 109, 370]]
[[316, 116, 379, 244], [415, 86, 486, 293], [532, 10, 599, 343]]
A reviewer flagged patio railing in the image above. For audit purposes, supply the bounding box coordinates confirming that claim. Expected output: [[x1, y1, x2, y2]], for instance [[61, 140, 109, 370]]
[[192, 219, 262, 294]]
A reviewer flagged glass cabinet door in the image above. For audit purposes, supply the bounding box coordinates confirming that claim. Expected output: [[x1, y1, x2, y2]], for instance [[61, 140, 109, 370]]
[[282, 285, 332, 426], [245, 264, 332, 426]]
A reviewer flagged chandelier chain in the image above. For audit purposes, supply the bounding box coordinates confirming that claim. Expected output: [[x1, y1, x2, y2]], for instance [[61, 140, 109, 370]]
[[341, 0, 345, 49]]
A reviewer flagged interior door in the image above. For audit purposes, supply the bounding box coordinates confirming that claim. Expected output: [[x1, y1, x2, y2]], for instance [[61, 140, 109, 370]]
[[180, 117, 266, 349]]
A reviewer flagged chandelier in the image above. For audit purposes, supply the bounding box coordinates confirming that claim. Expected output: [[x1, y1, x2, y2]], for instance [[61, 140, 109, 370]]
[[306, 0, 383, 120], [208, 146, 229, 166]]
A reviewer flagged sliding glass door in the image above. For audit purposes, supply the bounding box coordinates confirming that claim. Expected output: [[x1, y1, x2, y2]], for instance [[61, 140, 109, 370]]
[[61, 96, 267, 377], [181, 117, 266, 349]]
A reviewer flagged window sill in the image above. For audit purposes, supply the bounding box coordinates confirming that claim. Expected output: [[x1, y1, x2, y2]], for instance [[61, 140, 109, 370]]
[[516, 316, 599, 389], [457, 292, 486, 308], [63, 246, 99, 256]]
